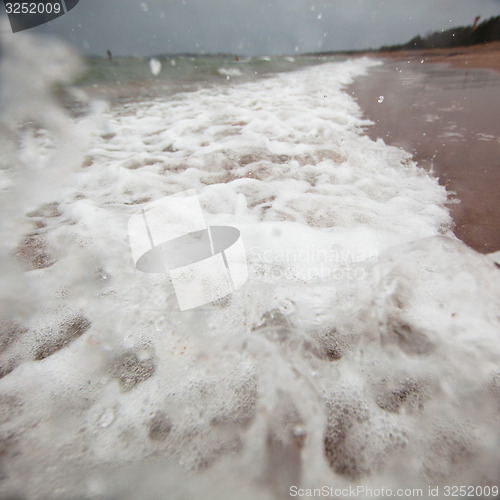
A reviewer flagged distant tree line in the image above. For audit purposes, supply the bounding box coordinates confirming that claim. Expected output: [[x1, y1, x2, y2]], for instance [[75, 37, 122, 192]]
[[380, 15, 500, 51]]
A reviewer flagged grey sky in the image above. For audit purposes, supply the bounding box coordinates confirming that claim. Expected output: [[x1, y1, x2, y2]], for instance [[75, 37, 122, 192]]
[[3, 0, 500, 56]]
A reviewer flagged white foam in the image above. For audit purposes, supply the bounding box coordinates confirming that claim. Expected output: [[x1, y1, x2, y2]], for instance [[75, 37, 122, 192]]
[[1, 32, 500, 499], [217, 67, 243, 78]]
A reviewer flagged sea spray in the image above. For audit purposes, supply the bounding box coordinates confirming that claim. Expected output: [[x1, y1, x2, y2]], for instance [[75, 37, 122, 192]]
[[0, 26, 88, 324], [0, 30, 499, 500]]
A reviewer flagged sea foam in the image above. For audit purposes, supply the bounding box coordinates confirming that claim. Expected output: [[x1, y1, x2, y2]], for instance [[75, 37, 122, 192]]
[[0, 30, 499, 500]]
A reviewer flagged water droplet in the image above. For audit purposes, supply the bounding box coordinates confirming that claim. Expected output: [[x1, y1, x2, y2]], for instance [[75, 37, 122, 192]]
[[340, 138, 345, 143], [421, 59, 424, 64], [99, 407, 115, 428], [317, 13, 322, 20], [149, 58, 162, 76], [378, 96, 384, 104], [278, 298, 295, 315], [293, 425, 306, 438]]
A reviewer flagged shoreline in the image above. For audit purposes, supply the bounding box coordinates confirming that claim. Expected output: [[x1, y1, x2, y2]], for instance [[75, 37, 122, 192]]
[[367, 41, 500, 73], [349, 42, 500, 254]]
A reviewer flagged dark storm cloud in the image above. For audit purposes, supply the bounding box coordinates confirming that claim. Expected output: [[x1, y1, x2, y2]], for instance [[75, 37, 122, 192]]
[[6, 0, 500, 56]]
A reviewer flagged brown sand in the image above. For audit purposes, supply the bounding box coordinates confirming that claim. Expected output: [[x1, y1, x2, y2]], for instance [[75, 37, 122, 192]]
[[349, 43, 500, 253], [375, 41, 500, 72]]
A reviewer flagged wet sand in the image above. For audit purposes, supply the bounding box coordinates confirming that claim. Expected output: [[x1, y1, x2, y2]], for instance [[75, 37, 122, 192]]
[[349, 43, 500, 253], [375, 41, 500, 72]]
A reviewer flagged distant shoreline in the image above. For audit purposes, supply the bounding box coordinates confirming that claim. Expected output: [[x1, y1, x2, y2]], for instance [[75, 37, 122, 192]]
[[86, 40, 500, 74], [360, 41, 500, 73]]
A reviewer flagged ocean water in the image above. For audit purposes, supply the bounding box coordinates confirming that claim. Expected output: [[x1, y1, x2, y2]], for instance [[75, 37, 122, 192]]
[[1, 31, 500, 500], [79, 53, 334, 104]]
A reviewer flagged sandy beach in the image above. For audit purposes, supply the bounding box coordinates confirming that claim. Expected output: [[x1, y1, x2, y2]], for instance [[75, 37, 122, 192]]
[[350, 42, 500, 253], [376, 40, 500, 72]]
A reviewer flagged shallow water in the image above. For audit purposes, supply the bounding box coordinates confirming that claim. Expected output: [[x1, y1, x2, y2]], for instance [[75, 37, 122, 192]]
[[0, 30, 499, 500]]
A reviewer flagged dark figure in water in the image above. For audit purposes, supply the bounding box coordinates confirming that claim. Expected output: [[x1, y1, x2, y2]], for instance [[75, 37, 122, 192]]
[[107, 50, 113, 60]]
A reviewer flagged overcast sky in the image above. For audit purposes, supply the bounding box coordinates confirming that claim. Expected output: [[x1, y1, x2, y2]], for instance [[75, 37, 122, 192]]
[[2, 0, 500, 56]]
